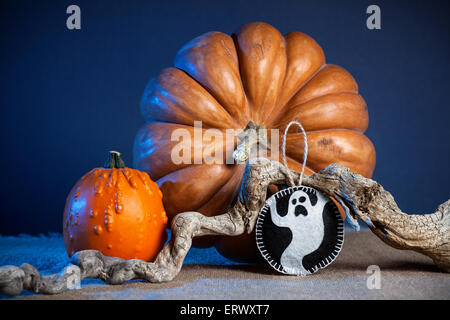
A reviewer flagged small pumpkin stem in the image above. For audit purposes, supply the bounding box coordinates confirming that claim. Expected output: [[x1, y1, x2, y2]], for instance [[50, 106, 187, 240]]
[[104, 151, 126, 169]]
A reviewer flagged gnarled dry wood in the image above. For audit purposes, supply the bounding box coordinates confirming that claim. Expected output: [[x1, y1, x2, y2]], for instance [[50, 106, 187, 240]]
[[300, 163, 450, 272], [0, 158, 448, 296]]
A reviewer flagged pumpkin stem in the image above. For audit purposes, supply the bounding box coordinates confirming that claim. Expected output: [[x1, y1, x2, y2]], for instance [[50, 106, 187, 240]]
[[233, 121, 268, 163], [104, 151, 126, 169]]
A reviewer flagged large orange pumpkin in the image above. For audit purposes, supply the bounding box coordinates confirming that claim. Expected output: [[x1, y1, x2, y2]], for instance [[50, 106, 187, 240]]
[[134, 22, 376, 262], [63, 151, 168, 261]]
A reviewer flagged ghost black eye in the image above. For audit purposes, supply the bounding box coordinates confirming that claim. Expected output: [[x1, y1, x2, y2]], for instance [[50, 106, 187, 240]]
[[299, 196, 306, 203], [292, 198, 297, 205]]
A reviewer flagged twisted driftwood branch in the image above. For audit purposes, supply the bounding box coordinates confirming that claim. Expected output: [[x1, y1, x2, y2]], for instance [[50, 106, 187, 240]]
[[1, 158, 448, 296], [300, 163, 449, 272]]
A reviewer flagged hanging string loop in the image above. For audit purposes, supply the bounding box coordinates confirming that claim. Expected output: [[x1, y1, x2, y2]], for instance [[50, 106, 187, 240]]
[[281, 121, 308, 186]]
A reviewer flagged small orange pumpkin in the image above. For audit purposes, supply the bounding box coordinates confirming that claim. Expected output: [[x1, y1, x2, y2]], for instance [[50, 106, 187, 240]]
[[63, 151, 168, 261]]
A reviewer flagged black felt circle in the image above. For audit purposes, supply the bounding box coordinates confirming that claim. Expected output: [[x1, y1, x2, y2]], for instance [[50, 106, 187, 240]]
[[255, 186, 344, 275]]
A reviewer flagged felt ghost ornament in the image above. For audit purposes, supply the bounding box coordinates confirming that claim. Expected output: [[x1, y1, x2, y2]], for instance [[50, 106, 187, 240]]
[[256, 185, 344, 275], [256, 121, 344, 275]]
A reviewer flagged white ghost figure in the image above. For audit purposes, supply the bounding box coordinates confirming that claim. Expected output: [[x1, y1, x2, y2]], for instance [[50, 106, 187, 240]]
[[268, 189, 327, 275]]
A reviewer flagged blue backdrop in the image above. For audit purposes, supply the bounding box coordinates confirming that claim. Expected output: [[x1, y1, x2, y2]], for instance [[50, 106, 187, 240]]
[[0, 0, 449, 235]]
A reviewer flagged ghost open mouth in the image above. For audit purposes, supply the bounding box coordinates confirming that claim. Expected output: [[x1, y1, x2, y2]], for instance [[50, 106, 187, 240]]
[[256, 186, 344, 276], [294, 205, 308, 217]]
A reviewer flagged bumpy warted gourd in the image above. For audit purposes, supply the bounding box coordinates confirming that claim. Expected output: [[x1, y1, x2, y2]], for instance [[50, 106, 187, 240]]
[[133, 22, 376, 261], [63, 151, 168, 262]]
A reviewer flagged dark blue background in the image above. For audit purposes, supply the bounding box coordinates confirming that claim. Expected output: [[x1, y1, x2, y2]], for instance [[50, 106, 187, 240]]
[[0, 0, 449, 235]]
